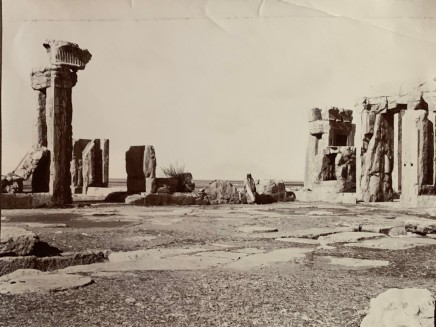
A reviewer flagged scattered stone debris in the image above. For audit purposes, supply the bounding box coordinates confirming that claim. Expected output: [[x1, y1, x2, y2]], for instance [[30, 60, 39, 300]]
[[405, 219, 436, 235]]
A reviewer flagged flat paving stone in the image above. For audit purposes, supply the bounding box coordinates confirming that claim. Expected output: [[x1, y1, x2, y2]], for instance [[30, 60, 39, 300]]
[[0, 269, 92, 294], [284, 227, 358, 239], [223, 248, 313, 270], [345, 236, 436, 250], [318, 232, 385, 244], [276, 237, 320, 245], [238, 226, 278, 233], [323, 256, 389, 268]]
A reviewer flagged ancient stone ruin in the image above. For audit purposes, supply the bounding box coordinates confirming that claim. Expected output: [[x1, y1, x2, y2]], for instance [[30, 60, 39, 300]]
[[32, 40, 92, 205], [301, 82, 436, 207], [301, 107, 356, 203], [71, 139, 109, 194], [2, 40, 92, 206]]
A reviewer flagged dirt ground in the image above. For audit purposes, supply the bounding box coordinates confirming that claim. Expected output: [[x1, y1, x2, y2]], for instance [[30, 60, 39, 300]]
[[1, 201, 435, 327]]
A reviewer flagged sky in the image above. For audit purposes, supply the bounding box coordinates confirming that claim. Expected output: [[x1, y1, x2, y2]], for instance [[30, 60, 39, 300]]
[[3, 0, 436, 180]]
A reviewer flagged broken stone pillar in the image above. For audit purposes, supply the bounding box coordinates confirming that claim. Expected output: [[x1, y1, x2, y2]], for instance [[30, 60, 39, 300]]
[[101, 139, 109, 187], [126, 146, 146, 193], [144, 145, 156, 178], [71, 139, 109, 194], [31, 40, 91, 205]]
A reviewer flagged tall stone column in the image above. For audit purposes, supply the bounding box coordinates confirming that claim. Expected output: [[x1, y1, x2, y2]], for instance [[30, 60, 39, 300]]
[[45, 67, 77, 204], [31, 40, 91, 205], [31, 67, 51, 147]]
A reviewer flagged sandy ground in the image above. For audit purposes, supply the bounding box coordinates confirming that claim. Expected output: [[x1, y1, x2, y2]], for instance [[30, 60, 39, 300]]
[[0, 201, 435, 326]]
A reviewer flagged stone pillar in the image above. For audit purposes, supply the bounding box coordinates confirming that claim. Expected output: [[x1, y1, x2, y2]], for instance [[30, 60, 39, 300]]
[[101, 139, 109, 187], [401, 110, 421, 206], [359, 98, 395, 203], [126, 146, 146, 193], [45, 67, 77, 204], [392, 109, 405, 193], [31, 40, 92, 205]]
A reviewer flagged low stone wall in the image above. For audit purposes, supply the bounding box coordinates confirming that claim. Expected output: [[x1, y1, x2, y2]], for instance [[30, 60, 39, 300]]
[[1, 193, 53, 209]]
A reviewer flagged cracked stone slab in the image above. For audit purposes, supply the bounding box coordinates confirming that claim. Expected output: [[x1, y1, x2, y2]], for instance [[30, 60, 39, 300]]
[[345, 237, 436, 250], [307, 210, 335, 216], [318, 232, 386, 244], [124, 235, 157, 242], [282, 226, 359, 239], [238, 226, 278, 233], [323, 256, 389, 268], [0, 269, 92, 294], [275, 238, 320, 245], [223, 248, 313, 270]]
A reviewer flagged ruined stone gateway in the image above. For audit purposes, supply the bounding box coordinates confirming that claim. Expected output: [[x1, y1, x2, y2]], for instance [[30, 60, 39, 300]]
[[302, 82, 436, 207]]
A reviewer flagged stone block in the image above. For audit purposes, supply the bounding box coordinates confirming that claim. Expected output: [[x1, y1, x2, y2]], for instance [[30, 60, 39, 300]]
[[361, 288, 435, 327], [0, 227, 39, 256], [1, 193, 52, 209], [126, 146, 145, 193]]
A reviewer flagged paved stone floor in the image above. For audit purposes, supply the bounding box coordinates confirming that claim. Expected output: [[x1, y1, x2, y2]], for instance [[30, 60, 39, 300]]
[[0, 201, 435, 326]]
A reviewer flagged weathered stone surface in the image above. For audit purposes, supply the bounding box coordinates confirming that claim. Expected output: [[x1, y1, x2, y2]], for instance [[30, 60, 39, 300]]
[[157, 186, 170, 194], [1, 173, 24, 193], [416, 110, 434, 193], [324, 256, 389, 268], [360, 100, 395, 202], [282, 226, 357, 239], [43, 39, 92, 70], [295, 189, 357, 204], [239, 226, 278, 234], [0, 227, 39, 256], [255, 179, 295, 203], [204, 180, 240, 204], [125, 193, 201, 206], [82, 140, 99, 194], [0, 250, 108, 276], [335, 147, 356, 192], [145, 177, 157, 193], [101, 139, 109, 187], [1, 193, 53, 209], [179, 173, 195, 192], [0, 269, 93, 294], [126, 146, 145, 193], [305, 106, 356, 197], [346, 237, 436, 250], [71, 139, 109, 194], [144, 146, 156, 178], [361, 288, 435, 327], [125, 194, 144, 205], [8, 146, 50, 193], [405, 220, 436, 235], [30, 40, 92, 205], [318, 232, 385, 244]]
